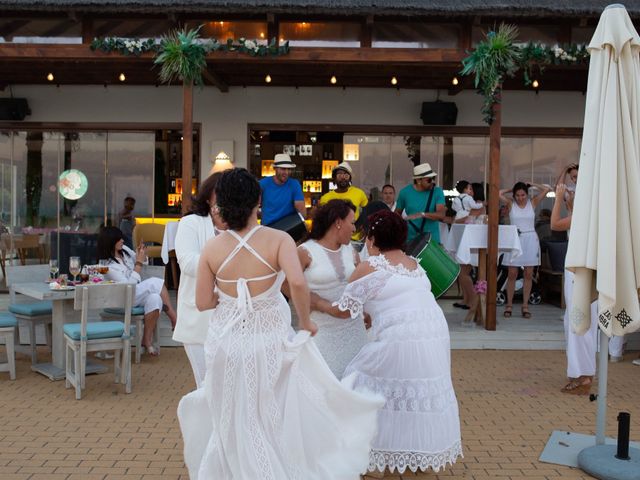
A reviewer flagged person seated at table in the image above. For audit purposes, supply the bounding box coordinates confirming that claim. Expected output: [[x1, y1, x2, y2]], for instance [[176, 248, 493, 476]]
[[96, 226, 177, 356]]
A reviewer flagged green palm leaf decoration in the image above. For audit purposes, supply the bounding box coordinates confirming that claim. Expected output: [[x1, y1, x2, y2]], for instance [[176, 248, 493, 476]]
[[461, 24, 521, 124], [155, 27, 207, 86]]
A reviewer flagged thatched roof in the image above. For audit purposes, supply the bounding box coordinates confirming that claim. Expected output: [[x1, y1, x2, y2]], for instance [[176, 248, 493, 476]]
[[2, 0, 640, 17]]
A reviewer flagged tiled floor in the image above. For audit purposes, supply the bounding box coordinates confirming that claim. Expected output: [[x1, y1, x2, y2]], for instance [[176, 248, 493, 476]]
[[1, 346, 639, 479]]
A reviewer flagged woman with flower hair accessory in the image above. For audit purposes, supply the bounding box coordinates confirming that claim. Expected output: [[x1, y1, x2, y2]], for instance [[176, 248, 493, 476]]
[[335, 209, 462, 475]]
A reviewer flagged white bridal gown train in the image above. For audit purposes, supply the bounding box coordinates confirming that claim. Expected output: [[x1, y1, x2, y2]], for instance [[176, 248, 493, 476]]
[[177, 226, 383, 480]]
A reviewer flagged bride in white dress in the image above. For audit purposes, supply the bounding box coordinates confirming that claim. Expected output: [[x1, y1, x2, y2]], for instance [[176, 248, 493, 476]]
[[177, 168, 383, 480], [295, 199, 368, 378], [336, 210, 463, 475]]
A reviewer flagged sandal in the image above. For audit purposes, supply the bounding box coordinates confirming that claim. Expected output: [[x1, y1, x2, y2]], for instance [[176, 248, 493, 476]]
[[503, 306, 512, 318], [521, 307, 532, 319], [561, 376, 592, 395]]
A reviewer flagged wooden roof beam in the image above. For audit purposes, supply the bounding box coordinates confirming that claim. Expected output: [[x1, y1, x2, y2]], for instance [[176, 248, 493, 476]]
[[203, 67, 229, 92], [0, 19, 30, 40]]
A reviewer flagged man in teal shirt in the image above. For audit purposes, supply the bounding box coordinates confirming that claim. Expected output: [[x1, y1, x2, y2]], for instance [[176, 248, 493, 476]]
[[395, 163, 446, 243]]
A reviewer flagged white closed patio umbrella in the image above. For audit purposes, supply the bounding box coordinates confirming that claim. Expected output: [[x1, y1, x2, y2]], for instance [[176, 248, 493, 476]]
[[564, 4, 640, 477]]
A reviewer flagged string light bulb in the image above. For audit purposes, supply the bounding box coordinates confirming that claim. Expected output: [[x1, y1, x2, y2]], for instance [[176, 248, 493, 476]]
[[265, 74, 272, 83], [330, 75, 337, 84], [118, 73, 126, 82], [46, 73, 54, 82], [391, 76, 398, 86], [532, 79, 540, 89], [452, 76, 459, 86]]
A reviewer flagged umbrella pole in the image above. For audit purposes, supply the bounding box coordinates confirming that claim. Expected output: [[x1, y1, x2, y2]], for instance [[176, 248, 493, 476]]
[[596, 330, 609, 445]]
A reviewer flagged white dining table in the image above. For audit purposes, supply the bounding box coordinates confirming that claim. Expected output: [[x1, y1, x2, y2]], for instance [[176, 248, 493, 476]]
[[160, 221, 180, 264], [13, 282, 108, 381], [445, 224, 522, 266]]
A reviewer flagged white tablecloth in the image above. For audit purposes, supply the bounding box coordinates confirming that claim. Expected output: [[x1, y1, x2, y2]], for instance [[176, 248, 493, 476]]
[[444, 224, 522, 266], [160, 221, 180, 264]]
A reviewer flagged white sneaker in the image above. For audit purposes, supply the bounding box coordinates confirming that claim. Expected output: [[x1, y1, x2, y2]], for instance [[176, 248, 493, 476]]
[[95, 351, 114, 360], [610, 355, 623, 363], [632, 358, 640, 366]]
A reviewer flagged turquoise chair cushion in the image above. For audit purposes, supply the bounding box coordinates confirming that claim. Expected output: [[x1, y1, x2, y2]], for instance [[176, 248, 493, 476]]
[[9, 301, 53, 317], [0, 312, 17, 328], [103, 306, 145, 316], [63, 321, 124, 341]]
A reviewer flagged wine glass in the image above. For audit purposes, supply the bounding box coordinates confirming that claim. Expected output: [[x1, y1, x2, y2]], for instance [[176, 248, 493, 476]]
[[69, 256, 81, 285], [49, 259, 59, 281], [98, 259, 110, 275]]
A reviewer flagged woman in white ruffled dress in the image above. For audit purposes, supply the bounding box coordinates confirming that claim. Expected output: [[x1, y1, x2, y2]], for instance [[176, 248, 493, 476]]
[[336, 210, 463, 475], [294, 199, 368, 378], [177, 168, 383, 480]]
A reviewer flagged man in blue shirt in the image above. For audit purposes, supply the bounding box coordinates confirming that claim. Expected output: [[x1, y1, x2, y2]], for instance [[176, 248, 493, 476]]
[[395, 163, 446, 243], [259, 153, 306, 225]]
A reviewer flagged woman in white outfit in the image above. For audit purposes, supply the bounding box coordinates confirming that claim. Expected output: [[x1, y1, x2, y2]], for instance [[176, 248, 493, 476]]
[[293, 199, 368, 378], [499, 181, 551, 318], [177, 168, 383, 480], [552, 180, 624, 394], [97, 226, 177, 356], [173, 172, 225, 387], [336, 210, 462, 475]]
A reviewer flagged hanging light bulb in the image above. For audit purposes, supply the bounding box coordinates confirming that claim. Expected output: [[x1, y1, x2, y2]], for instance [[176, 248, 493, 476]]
[[391, 76, 398, 86], [452, 76, 459, 86], [46, 73, 54, 82], [330, 75, 337, 84], [118, 72, 126, 82], [532, 79, 540, 89], [265, 74, 272, 83]]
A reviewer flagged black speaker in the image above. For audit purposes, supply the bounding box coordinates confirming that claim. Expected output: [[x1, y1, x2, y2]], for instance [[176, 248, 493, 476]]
[[0, 98, 31, 121], [420, 101, 457, 125]]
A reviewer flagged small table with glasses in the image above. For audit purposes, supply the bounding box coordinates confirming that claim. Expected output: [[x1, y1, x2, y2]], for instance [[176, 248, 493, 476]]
[[13, 282, 108, 381]]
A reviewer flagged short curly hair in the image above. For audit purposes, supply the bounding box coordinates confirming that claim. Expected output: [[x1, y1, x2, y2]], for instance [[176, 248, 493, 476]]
[[215, 168, 261, 230], [309, 199, 355, 240], [367, 210, 407, 251]]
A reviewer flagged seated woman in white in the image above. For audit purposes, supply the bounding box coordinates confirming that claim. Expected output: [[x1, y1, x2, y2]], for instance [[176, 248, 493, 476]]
[[97, 226, 177, 356]]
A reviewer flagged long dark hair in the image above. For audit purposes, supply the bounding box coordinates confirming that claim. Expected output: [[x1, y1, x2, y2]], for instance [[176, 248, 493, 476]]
[[97, 226, 130, 262], [190, 172, 223, 217], [215, 168, 261, 230], [309, 200, 355, 240]]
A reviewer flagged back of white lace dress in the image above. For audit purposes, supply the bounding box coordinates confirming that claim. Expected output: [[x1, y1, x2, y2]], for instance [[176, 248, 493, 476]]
[[300, 240, 368, 378], [336, 254, 463, 474], [177, 226, 384, 480]]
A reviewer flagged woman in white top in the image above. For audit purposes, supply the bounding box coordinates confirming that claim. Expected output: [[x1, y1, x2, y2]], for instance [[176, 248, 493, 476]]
[[177, 168, 382, 479], [499, 181, 551, 318], [292, 199, 368, 378], [173, 172, 226, 388], [97, 226, 177, 356], [336, 210, 462, 475]]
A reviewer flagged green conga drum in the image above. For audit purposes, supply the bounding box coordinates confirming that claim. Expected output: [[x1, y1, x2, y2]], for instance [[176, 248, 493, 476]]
[[415, 239, 460, 298]]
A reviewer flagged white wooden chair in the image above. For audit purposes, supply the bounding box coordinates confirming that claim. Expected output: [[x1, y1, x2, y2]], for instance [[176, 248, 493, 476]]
[[64, 283, 134, 400], [0, 312, 17, 380], [5, 264, 53, 364], [99, 265, 163, 363]]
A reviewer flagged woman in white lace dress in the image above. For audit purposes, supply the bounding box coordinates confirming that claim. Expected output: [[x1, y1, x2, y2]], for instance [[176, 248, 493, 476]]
[[295, 199, 368, 378], [336, 210, 463, 475], [177, 168, 383, 480]]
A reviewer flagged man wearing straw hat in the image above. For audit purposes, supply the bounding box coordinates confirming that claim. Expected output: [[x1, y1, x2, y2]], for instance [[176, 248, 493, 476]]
[[395, 163, 446, 243], [259, 153, 306, 226]]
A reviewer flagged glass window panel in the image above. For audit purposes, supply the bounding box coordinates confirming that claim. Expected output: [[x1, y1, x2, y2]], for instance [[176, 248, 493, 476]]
[[450, 136, 489, 192], [106, 132, 155, 227], [473, 25, 559, 45], [93, 19, 174, 39], [344, 135, 391, 200], [0, 131, 11, 227], [0, 18, 81, 44], [280, 22, 360, 47], [187, 20, 268, 42], [373, 22, 459, 48]]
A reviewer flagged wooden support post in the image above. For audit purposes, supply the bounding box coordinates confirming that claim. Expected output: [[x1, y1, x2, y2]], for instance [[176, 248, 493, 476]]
[[181, 81, 193, 215], [485, 99, 501, 330]]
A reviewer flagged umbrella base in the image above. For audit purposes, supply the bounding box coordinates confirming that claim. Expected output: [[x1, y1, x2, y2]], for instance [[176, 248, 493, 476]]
[[578, 445, 640, 480]]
